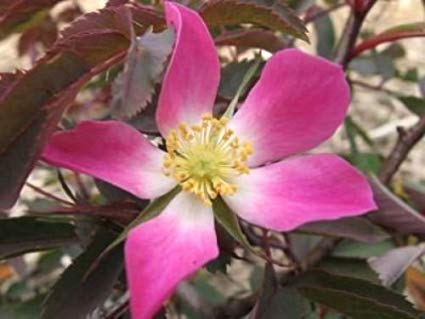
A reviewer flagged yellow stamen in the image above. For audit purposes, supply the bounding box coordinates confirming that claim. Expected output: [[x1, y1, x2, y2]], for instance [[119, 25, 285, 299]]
[[162, 113, 254, 205]]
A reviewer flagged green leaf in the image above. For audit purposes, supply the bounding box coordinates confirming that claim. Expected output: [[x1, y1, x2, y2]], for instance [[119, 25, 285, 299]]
[[312, 6, 335, 58], [397, 95, 425, 116], [374, 52, 396, 79], [398, 68, 419, 82], [192, 276, 227, 305], [102, 186, 181, 254], [288, 233, 323, 261], [206, 250, 231, 274], [95, 179, 148, 205], [294, 270, 421, 319], [420, 76, 425, 97], [345, 116, 374, 147], [41, 228, 124, 319], [200, 0, 308, 42], [111, 27, 175, 119], [381, 43, 406, 59], [222, 57, 261, 118], [0, 217, 77, 260], [344, 116, 375, 157], [252, 264, 310, 318], [206, 223, 234, 274], [249, 266, 264, 291], [0, 294, 45, 319], [212, 196, 252, 250], [349, 152, 382, 174], [332, 239, 396, 259], [218, 60, 258, 100], [318, 257, 380, 283], [349, 52, 396, 79], [37, 249, 65, 274], [299, 217, 389, 243]]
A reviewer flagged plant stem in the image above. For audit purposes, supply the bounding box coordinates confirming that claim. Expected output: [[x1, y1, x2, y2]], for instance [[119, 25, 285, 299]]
[[25, 182, 74, 206], [378, 115, 425, 184], [334, 0, 377, 69], [351, 79, 398, 96]]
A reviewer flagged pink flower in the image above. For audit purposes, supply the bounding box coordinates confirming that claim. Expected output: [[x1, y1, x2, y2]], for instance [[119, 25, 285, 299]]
[[42, 2, 377, 318]]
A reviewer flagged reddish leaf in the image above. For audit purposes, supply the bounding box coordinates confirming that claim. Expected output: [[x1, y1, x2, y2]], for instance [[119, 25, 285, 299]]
[[41, 228, 124, 319], [368, 177, 425, 234], [406, 185, 425, 213], [55, 4, 164, 60], [0, 5, 165, 209], [346, 0, 367, 13], [123, 3, 164, 32], [50, 7, 133, 65], [0, 0, 62, 39], [0, 54, 91, 209], [107, 0, 130, 6], [0, 73, 23, 95], [17, 15, 58, 56], [351, 22, 425, 59], [111, 28, 174, 119], [56, 5, 83, 23], [215, 28, 285, 52], [200, 0, 308, 41]]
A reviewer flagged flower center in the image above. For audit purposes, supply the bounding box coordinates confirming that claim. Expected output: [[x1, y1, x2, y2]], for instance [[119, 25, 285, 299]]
[[163, 113, 253, 205]]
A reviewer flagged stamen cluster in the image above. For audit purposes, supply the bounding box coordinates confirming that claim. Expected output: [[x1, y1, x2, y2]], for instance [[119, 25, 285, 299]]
[[163, 114, 253, 205]]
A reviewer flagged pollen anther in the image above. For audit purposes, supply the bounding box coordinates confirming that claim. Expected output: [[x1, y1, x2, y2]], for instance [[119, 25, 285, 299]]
[[163, 113, 253, 205]]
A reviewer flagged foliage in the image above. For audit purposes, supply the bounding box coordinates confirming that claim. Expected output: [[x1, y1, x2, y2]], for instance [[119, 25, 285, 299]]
[[0, 0, 425, 318]]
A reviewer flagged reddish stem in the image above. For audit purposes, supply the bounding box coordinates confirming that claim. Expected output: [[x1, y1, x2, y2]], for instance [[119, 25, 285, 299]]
[[350, 31, 425, 60], [25, 182, 74, 206]]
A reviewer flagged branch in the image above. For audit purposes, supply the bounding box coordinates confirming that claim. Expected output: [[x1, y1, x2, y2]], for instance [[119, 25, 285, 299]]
[[334, 0, 378, 69], [347, 6, 425, 185], [351, 79, 398, 96], [25, 182, 75, 206], [378, 115, 425, 184]]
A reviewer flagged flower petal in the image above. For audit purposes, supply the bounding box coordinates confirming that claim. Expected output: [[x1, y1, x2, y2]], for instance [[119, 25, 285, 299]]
[[223, 154, 377, 231], [125, 192, 218, 318], [42, 121, 175, 199], [229, 49, 350, 166], [156, 2, 220, 137]]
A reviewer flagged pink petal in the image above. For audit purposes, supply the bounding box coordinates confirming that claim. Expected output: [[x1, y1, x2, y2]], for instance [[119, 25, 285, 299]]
[[125, 192, 218, 318], [42, 121, 175, 199], [223, 154, 377, 231], [229, 49, 350, 167], [156, 2, 220, 136]]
